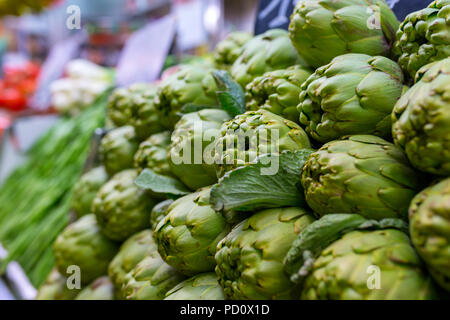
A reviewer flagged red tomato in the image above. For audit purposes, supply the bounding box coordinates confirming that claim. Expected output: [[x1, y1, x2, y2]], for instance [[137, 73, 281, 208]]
[[0, 87, 27, 111]]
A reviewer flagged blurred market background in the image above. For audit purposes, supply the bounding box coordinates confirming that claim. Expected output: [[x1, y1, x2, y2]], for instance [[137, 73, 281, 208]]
[[0, 0, 434, 300]]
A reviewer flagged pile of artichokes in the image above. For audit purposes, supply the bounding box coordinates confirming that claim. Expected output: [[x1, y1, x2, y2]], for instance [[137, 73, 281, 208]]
[[37, 0, 450, 301]]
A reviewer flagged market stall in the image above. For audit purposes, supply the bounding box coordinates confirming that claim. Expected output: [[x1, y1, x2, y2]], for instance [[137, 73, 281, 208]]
[[0, 0, 448, 303]]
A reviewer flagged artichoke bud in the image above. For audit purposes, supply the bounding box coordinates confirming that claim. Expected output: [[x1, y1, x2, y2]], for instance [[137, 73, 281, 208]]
[[53, 214, 119, 285], [215, 207, 315, 300], [298, 53, 405, 143], [71, 166, 108, 218], [231, 29, 305, 88], [289, 0, 400, 68], [394, 0, 450, 80], [134, 131, 172, 177], [301, 135, 427, 221], [107, 85, 143, 127], [108, 230, 155, 297], [214, 32, 253, 70], [92, 169, 157, 242], [168, 109, 231, 191], [150, 199, 174, 230], [164, 273, 225, 300], [122, 248, 186, 300], [36, 269, 81, 300], [154, 65, 220, 129], [284, 214, 438, 300], [100, 126, 140, 176], [154, 187, 230, 276], [75, 276, 115, 300], [245, 65, 313, 122], [409, 178, 450, 292], [392, 57, 450, 176], [214, 110, 311, 178]]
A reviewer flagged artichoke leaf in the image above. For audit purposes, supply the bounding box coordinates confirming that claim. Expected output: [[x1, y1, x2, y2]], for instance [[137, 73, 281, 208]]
[[135, 169, 190, 198], [213, 70, 246, 117], [283, 214, 408, 284], [210, 150, 314, 214]]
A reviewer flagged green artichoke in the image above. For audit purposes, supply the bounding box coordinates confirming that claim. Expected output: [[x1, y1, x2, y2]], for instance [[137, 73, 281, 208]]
[[392, 58, 450, 176], [100, 126, 140, 176], [71, 166, 108, 218], [410, 178, 450, 291], [107, 83, 148, 127], [289, 0, 400, 68], [154, 64, 219, 129], [155, 187, 230, 276], [53, 214, 119, 285], [121, 238, 185, 300], [169, 109, 231, 190], [284, 214, 437, 300], [134, 131, 173, 177], [92, 169, 157, 241], [301, 135, 425, 220], [35, 269, 81, 300], [215, 207, 315, 300], [214, 31, 253, 69], [231, 29, 304, 88], [245, 65, 313, 122], [108, 230, 154, 297], [164, 273, 225, 300], [75, 276, 115, 300], [394, 0, 450, 81], [214, 110, 311, 178], [298, 54, 406, 143], [108, 83, 165, 140], [150, 199, 173, 230]]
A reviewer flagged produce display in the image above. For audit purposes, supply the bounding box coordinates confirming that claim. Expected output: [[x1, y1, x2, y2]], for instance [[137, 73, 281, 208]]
[[50, 60, 113, 116], [0, 94, 107, 287], [0, 0, 448, 302]]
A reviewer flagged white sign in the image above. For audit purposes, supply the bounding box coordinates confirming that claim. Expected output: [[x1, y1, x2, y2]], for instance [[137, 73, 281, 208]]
[[115, 15, 177, 87]]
